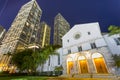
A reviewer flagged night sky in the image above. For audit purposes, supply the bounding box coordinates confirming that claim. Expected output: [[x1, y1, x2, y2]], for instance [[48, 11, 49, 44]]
[[0, 0, 120, 32]]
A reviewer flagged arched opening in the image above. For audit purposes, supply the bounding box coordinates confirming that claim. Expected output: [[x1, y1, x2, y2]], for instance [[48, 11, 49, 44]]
[[67, 57, 73, 74], [92, 53, 108, 73], [78, 56, 89, 73]]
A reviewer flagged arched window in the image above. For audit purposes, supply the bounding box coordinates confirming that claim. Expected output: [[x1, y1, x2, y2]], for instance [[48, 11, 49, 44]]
[[92, 53, 108, 73]]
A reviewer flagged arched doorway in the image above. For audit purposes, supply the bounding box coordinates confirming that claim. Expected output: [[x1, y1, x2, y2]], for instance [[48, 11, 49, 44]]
[[78, 56, 89, 73], [67, 57, 73, 74], [92, 53, 108, 73]]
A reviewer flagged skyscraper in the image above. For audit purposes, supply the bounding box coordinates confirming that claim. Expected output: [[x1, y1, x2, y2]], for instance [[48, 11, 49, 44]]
[[0, 0, 42, 72], [54, 13, 70, 46], [0, 25, 6, 45], [0, 0, 42, 54], [39, 21, 51, 48]]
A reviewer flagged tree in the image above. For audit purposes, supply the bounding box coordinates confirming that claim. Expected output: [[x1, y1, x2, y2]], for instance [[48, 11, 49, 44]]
[[112, 54, 120, 68], [11, 49, 34, 73], [39, 45, 61, 65], [11, 45, 61, 74], [108, 25, 120, 35], [54, 65, 63, 76], [38, 45, 61, 73]]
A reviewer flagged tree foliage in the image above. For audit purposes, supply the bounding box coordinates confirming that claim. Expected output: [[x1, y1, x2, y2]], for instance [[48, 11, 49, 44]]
[[112, 54, 120, 68], [12, 49, 34, 73], [11, 45, 61, 73], [54, 65, 63, 76], [54, 65, 63, 71], [108, 25, 120, 35]]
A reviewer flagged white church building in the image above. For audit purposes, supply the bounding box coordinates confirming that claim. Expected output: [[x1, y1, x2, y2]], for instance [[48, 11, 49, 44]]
[[38, 22, 120, 77], [61, 22, 114, 75]]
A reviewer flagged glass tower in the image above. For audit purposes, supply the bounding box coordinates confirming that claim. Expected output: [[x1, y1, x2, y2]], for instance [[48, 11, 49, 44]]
[[39, 21, 51, 48], [0, 25, 6, 45], [54, 13, 70, 46]]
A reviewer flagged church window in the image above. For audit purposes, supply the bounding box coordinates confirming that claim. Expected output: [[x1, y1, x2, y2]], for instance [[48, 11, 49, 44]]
[[78, 46, 82, 52], [68, 49, 71, 54], [114, 37, 120, 45], [90, 43, 96, 49], [88, 32, 91, 35], [58, 54, 60, 65], [48, 56, 50, 66], [67, 39, 69, 43]]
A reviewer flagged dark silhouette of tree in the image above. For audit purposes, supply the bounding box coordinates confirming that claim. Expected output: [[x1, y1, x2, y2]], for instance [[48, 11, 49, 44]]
[[11, 45, 61, 74]]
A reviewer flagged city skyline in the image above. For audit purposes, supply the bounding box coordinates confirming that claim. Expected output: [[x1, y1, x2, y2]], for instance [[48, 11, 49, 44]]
[[0, 0, 120, 32]]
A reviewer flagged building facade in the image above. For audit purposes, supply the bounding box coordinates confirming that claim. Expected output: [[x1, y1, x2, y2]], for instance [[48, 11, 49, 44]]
[[103, 34, 120, 55], [0, 25, 6, 45], [54, 13, 70, 46], [0, 0, 42, 72], [62, 22, 115, 77], [39, 21, 51, 48]]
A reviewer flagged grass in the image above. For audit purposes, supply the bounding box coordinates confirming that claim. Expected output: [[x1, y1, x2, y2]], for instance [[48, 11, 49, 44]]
[[0, 76, 115, 80], [0, 76, 47, 80]]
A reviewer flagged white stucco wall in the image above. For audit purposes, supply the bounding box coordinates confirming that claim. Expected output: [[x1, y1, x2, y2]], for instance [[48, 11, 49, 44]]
[[61, 22, 115, 74], [103, 34, 120, 55], [62, 22, 103, 48], [62, 22, 107, 55]]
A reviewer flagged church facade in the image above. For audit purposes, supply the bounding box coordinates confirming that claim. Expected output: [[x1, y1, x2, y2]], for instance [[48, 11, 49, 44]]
[[62, 22, 114, 75]]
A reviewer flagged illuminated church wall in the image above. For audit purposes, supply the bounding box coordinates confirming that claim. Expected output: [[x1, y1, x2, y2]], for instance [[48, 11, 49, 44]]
[[62, 22, 115, 75]]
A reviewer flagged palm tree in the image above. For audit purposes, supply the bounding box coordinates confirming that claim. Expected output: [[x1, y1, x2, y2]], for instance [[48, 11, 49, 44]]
[[39, 45, 61, 74], [108, 25, 120, 35], [11, 45, 61, 74]]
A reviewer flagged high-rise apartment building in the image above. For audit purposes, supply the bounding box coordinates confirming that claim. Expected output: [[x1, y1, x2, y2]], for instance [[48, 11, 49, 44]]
[[39, 21, 51, 48], [0, 0, 42, 54], [0, 25, 6, 45], [54, 13, 70, 45], [0, 0, 42, 72]]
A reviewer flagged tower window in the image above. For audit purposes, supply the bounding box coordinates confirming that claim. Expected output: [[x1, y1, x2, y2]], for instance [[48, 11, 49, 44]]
[[90, 43, 96, 49]]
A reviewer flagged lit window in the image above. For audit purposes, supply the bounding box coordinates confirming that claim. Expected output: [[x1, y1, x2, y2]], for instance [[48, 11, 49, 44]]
[[26, 22, 30, 26], [33, 3, 37, 7]]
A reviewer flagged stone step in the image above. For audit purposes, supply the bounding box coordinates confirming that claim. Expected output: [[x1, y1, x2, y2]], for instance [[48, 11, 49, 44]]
[[51, 77, 118, 80], [60, 74, 117, 79]]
